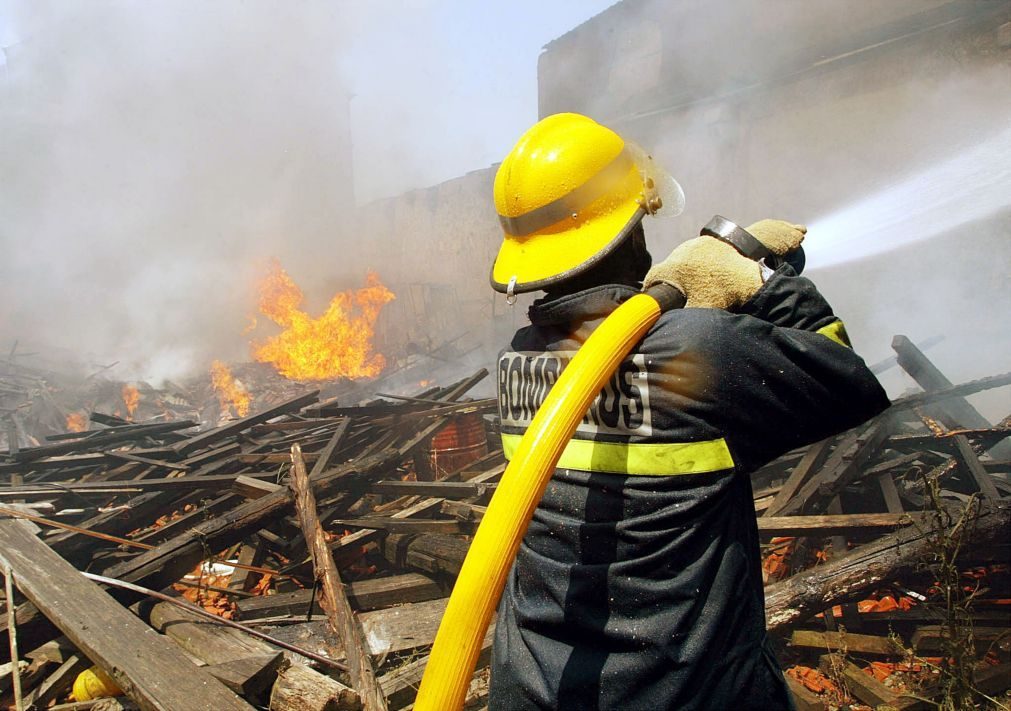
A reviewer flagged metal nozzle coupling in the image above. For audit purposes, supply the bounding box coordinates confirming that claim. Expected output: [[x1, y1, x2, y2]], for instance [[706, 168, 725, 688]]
[[701, 215, 806, 275]]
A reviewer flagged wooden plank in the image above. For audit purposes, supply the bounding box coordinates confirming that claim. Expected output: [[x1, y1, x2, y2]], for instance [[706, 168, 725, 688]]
[[173, 391, 319, 457], [764, 503, 1011, 633], [131, 493, 244, 546], [272, 598, 452, 661], [783, 676, 824, 711], [440, 500, 488, 521], [974, 661, 1011, 697], [877, 471, 905, 513], [910, 625, 1009, 653], [0, 473, 277, 500], [105, 452, 190, 471], [289, 444, 386, 711], [232, 476, 283, 500], [362, 598, 448, 657], [368, 480, 496, 499], [237, 453, 320, 465], [147, 601, 346, 703], [308, 418, 350, 479], [100, 446, 405, 593], [888, 371, 1011, 414], [237, 572, 443, 619], [954, 434, 1000, 500], [149, 602, 273, 662], [0, 453, 109, 474], [789, 629, 900, 656], [23, 652, 90, 709], [763, 438, 832, 518], [205, 653, 284, 700], [3, 561, 24, 710], [229, 540, 265, 591], [819, 654, 929, 709], [10, 421, 196, 463], [888, 426, 1011, 451], [333, 518, 471, 535], [0, 660, 28, 697], [893, 335, 1011, 459], [269, 663, 359, 711], [25, 636, 77, 664], [0, 517, 251, 711], [382, 534, 471, 579], [779, 421, 892, 516]]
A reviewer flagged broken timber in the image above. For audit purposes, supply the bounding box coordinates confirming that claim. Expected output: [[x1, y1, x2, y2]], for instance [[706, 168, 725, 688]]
[[290, 443, 386, 711], [0, 515, 252, 711]]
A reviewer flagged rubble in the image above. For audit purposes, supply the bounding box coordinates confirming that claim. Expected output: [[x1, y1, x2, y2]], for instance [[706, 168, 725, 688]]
[[0, 337, 1008, 710]]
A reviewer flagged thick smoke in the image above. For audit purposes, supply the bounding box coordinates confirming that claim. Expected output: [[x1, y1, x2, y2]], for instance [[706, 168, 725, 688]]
[[0, 1, 359, 381]]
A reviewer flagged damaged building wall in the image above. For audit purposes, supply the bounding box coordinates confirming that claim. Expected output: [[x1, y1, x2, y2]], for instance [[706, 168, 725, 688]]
[[339, 0, 1007, 397], [538, 0, 1009, 243], [352, 166, 529, 370]]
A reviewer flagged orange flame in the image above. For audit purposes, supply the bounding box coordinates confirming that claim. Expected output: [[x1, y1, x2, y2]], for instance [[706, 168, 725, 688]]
[[211, 360, 252, 417], [122, 384, 140, 418], [66, 412, 88, 432], [251, 260, 395, 381]]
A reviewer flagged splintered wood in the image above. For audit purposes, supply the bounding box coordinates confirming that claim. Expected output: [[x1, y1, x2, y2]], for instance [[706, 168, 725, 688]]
[[0, 337, 1009, 711]]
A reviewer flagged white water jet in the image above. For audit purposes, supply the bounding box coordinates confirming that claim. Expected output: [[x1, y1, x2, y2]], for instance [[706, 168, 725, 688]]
[[805, 125, 1011, 268]]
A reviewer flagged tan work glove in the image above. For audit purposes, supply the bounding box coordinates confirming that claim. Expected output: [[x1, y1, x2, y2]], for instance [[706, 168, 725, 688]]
[[643, 219, 806, 309], [745, 219, 807, 256]]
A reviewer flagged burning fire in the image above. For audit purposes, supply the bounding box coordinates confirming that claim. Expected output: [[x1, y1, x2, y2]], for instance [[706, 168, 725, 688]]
[[122, 384, 140, 418], [211, 360, 252, 417], [66, 412, 88, 432], [251, 260, 395, 381]]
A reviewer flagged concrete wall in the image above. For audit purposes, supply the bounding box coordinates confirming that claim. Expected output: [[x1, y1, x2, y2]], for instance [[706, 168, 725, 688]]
[[352, 166, 531, 363], [535, 0, 1010, 408], [538, 0, 1009, 247]]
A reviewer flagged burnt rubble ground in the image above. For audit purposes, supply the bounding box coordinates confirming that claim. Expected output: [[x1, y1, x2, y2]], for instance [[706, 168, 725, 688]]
[[0, 337, 1009, 710]]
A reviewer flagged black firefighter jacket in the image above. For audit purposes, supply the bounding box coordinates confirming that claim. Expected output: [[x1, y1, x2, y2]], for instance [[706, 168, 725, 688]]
[[489, 265, 890, 711]]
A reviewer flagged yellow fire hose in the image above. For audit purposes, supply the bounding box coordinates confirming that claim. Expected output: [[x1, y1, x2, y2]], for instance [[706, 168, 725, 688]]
[[415, 284, 684, 710]]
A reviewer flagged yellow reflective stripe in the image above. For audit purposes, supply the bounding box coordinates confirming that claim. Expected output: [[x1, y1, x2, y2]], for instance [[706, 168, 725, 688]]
[[500, 433, 734, 476], [816, 320, 851, 348]]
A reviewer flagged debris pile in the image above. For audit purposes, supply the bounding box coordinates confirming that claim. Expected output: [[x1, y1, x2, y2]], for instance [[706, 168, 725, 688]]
[[0, 335, 1008, 710]]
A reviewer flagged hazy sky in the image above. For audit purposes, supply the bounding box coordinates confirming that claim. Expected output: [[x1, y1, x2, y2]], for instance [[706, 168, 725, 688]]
[[343, 0, 616, 202]]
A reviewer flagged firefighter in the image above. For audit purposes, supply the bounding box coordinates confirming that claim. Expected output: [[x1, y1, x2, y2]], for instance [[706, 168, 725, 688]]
[[488, 113, 890, 710]]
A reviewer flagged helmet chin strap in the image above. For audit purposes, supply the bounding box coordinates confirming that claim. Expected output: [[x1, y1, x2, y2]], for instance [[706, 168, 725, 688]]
[[506, 276, 518, 306]]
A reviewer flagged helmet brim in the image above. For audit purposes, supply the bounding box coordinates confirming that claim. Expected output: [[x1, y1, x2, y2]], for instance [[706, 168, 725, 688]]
[[490, 204, 645, 294]]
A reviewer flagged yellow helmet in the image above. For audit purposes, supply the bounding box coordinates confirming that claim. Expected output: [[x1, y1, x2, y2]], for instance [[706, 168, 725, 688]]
[[490, 113, 682, 294]]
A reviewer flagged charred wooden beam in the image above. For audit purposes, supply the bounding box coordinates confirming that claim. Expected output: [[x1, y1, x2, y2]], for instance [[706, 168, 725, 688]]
[[764, 502, 1011, 633], [289, 444, 386, 711], [173, 391, 320, 457], [0, 516, 251, 710], [236, 572, 443, 620], [762, 438, 832, 518]]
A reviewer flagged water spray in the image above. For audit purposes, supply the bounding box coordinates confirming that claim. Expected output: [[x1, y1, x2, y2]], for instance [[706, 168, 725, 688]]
[[805, 125, 1011, 268]]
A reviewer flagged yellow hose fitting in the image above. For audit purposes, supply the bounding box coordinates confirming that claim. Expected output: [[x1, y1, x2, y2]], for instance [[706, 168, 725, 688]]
[[416, 290, 675, 710]]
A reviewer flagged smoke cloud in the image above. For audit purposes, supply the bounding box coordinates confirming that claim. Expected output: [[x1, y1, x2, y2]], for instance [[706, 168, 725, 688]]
[[0, 1, 359, 381]]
